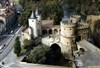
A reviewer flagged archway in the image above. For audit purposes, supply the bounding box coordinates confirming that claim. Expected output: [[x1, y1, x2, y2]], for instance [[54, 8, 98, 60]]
[[42, 30, 47, 35], [48, 29, 52, 34], [45, 43, 62, 65], [50, 43, 61, 52], [0, 20, 4, 24], [79, 48, 85, 53], [54, 29, 58, 34]]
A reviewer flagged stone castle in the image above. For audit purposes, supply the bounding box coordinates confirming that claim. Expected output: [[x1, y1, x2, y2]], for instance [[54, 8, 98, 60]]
[[21, 9, 89, 59]]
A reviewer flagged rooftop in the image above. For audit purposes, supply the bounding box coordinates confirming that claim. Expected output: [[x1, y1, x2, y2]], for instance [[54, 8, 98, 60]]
[[30, 11, 36, 19], [22, 27, 29, 34], [0, 7, 15, 19], [42, 20, 54, 28]]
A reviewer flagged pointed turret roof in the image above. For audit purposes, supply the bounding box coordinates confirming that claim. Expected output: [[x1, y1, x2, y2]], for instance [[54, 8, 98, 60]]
[[30, 11, 36, 19], [35, 8, 40, 16]]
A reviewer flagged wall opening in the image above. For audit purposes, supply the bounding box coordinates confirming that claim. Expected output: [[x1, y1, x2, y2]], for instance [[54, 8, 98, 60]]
[[48, 29, 52, 34], [0, 20, 4, 24], [42, 30, 47, 35], [50, 43, 61, 52], [79, 48, 85, 54], [54, 29, 58, 34]]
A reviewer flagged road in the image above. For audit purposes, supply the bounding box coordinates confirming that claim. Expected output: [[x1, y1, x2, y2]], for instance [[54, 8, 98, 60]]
[[0, 26, 22, 62], [0, 25, 21, 48]]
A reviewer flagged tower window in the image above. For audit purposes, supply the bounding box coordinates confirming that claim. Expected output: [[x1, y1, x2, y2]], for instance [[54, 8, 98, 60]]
[[32, 20, 34, 22], [67, 42, 68, 44], [70, 28, 71, 30]]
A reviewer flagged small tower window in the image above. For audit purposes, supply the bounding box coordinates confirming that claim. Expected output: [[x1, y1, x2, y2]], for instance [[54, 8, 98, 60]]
[[67, 42, 68, 44], [32, 20, 34, 22], [70, 28, 71, 30]]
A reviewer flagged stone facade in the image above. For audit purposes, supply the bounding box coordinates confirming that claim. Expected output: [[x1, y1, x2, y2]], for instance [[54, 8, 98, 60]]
[[22, 11, 90, 59], [87, 15, 100, 32]]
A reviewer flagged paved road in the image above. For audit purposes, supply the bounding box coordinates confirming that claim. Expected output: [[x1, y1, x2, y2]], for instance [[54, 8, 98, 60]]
[[0, 36, 11, 49], [0, 26, 22, 62], [0, 35, 14, 61], [0, 36, 10, 47], [0, 25, 21, 48]]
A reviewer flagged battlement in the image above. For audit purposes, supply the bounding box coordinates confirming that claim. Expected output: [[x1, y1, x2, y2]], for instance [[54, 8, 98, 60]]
[[61, 21, 75, 28], [77, 25, 89, 29], [77, 22, 89, 29], [71, 15, 81, 19], [78, 22, 89, 26]]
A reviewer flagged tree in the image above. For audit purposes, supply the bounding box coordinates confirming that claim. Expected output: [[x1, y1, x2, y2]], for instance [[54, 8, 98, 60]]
[[93, 20, 100, 47], [40, 0, 63, 25], [18, 0, 35, 26], [65, 0, 100, 16], [27, 45, 50, 63], [14, 36, 21, 56], [18, 0, 63, 26], [22, 39, 33, 54]]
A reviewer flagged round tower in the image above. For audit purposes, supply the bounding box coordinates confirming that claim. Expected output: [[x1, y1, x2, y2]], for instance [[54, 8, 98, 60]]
[[35, 8, 42, 36], [60, 19, 75, 54], [28, 11, 38, 38]]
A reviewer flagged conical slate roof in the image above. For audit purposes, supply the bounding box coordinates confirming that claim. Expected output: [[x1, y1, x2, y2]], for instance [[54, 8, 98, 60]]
[[30, 11, 37, 19], [35, 8, 40, 16]]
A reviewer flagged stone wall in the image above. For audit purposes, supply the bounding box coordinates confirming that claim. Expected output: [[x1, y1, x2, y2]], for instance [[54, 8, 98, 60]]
[[87, 15, 100, 32]]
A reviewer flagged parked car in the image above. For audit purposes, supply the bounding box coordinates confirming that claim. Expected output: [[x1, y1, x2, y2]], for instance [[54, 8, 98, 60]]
[[10, 30, 13, 34]]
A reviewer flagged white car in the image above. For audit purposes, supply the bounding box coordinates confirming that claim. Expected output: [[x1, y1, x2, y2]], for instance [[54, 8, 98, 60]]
[[18, 24, 20, 27], [10, 30, 13, 34]]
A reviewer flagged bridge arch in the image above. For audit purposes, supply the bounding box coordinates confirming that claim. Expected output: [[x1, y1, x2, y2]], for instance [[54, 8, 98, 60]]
[[50, 43, 61, 52]]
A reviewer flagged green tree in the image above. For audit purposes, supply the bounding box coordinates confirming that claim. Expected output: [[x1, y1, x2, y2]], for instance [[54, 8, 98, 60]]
[[18, 0, 35, 26], [18, 0, 63, 26], [14, 36, 21, 56], [93, 20, 100, 47], [65, 0, 100, 16], [23, 39, 33, 51], [41, 0, 63, 24], [27, 45, 50, 63]]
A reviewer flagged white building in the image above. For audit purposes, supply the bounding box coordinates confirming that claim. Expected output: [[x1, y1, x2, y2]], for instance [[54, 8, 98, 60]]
[[28, 9, 42, 38], [22, 9, 54, 41]]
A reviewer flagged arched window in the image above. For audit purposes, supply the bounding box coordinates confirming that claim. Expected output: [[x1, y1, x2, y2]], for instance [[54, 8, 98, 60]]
[[54, 29, 58, 34], [0, 20, 4, 24], [48, 29, 52, 34], [42, 30, 47, 35]]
